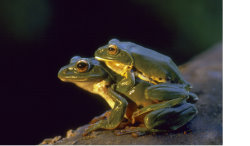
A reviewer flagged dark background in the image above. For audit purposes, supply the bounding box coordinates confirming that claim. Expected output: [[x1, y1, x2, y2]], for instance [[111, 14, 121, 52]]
[[0, 0, 222, 144]]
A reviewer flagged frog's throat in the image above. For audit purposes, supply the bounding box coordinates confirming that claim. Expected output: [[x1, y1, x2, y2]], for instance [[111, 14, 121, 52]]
[[93, 80, 115, 109], [104, 61, 131, 77], [74, 80, 115, 109]]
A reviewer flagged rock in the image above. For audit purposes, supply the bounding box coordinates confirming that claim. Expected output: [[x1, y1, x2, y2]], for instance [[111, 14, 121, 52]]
[[40, 43, 222, 145]]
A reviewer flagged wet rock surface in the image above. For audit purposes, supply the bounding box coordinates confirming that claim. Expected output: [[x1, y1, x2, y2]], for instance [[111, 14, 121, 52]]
[[40, 44, 222, 145]]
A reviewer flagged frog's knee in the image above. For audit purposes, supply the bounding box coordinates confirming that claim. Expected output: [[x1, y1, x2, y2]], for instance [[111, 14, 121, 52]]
[[144, 110, 163, 129], [144, 114, 155, 129]]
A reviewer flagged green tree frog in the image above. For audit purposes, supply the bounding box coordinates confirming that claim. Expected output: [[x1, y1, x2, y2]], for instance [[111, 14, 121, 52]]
[[58, 56, 198, 136], [94, 39, 191, 93]]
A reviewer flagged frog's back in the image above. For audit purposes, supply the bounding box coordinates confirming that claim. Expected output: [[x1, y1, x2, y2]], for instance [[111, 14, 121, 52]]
[[121, 41, 189, 85]]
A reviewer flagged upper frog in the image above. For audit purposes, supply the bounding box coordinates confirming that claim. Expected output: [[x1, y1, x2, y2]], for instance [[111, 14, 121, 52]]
[[94, 39, 191, 90]]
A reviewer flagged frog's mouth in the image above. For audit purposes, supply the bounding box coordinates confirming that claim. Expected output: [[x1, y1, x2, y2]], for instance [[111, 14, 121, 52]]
[[60, 76, 105, 82], [58, 75, 85, 82], [95, 56, 114, 61]]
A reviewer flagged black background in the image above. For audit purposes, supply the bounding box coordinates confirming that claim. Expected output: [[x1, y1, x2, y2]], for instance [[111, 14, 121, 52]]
[[0, 0, 221, 144]]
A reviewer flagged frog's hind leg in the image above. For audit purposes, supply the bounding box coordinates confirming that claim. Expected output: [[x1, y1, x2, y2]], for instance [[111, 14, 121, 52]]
[[144, 102, 198, 131], [145, 83, 199, 103], [115, 102, 197, 136], [131, 97, 187, 124]]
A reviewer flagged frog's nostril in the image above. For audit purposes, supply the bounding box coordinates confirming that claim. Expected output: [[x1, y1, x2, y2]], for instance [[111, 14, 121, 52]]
[[99, 48, 104, 53], [68, 67, 74, 71], [60, 68, 70, 75]]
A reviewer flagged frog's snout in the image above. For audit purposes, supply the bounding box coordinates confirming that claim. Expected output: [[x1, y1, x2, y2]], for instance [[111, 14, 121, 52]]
[[58, 67, 73, 81], [94, 48, 104, 56], [57, 67, 67, 81], [94, 48, 106, 61]]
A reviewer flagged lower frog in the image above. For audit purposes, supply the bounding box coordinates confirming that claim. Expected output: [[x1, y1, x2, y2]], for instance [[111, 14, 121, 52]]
[[58, 56, 198, 136]]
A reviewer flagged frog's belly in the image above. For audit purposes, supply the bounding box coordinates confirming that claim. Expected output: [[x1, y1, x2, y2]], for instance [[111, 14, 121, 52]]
[[105, 61, 166, 85]]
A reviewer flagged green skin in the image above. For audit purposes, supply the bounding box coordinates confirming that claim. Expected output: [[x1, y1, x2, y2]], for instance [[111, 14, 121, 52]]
[[94, 39, 191, 93], [58, 56, 198, 136]]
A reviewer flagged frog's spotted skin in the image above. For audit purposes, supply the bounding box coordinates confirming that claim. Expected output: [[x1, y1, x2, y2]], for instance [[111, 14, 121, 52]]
[[94, 39, 191, 92], [58, 56, 198, 136]]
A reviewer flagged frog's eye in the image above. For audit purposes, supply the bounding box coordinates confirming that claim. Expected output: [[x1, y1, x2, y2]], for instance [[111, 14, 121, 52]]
[[107, 44, 119, 55], [76, 60, 89, 72]]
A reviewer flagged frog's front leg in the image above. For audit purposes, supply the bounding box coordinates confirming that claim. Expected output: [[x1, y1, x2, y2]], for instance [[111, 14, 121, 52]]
[[116, 70, 135, 93], [145, 83, 199, 103], [83, 88, 128, 136]]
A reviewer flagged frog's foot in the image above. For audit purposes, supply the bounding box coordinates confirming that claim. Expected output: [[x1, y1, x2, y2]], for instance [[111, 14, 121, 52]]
[[116, 71, 135, 92], [82, 123, 99, 137], [116, 80, 133, 93], [114, 126, 163, 137], [66, 129, 76, 138], [82, 126, 93, 137], [130, 128, 166, 137], [89, 110, 111, 124], [116, 119, 132, 129], [40, 136, 62, 145], [82, 131, 100, 140], [114, 126, 146, 136]]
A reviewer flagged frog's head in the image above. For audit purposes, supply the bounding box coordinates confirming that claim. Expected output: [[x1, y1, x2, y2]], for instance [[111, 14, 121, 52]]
[[94, 38, 134, 66], [58, 56, 108, 83]]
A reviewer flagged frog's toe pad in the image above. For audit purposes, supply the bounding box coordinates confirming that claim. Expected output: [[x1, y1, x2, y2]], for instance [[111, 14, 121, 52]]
[[131, 131, 147, 137], [114, 127, 149, 137]]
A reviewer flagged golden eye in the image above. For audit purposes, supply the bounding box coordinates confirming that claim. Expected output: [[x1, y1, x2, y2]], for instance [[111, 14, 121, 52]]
[[76, 60, 89, 72], [108, 44, 118, 55]]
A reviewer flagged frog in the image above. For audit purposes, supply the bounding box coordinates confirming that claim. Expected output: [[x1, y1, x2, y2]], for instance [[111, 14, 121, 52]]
[[58, 56, 128, 134], [58, 56, 198, 136], [94, 38, 192, 93]]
